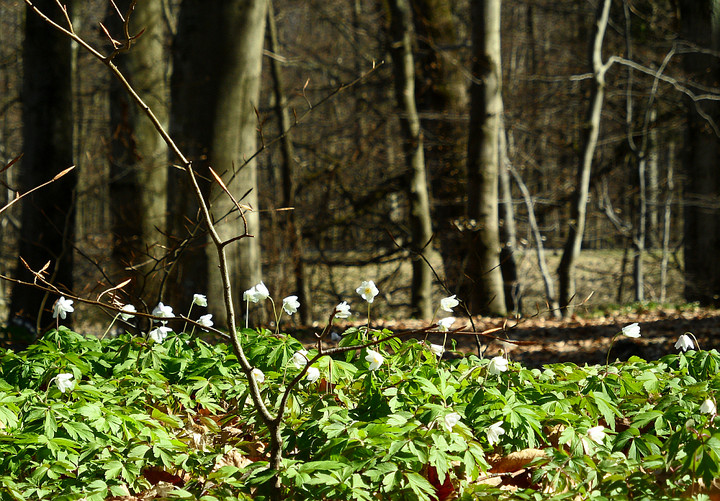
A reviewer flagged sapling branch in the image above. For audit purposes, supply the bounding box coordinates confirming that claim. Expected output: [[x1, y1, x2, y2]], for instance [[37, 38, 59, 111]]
[[0, 165, 75, 217]]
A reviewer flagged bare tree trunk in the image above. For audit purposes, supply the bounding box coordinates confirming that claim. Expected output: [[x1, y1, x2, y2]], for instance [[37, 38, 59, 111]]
[[679, 0, 720, 306], [108, 0, 168, 307], [633, 156, 646, 302], [168, 0, 266, 324], [266, 0, 312, 324], [387, 0, 437, 319], [557, 0, 611, 316], [8, 0, 76, 340], [498, 113, 519, 314], [465, 0, 506, 316], [660, 157, 674, 303], [647, 110, 660, 248], [409, 0, 468, 291], [508, 163, 560, 317]]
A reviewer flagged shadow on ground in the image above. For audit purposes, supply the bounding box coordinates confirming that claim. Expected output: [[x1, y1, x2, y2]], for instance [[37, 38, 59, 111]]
[[293, 307, 720, 369]]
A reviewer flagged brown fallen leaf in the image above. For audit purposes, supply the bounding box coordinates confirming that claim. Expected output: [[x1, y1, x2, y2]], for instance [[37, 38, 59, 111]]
[[490, 448, 547, 474]]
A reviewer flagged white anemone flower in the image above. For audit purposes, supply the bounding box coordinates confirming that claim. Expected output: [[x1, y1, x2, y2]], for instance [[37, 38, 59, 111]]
[[251, 368, 265, 384], [120, 304, 136, 321], [587, 425, 606, 444], [443, 412, 461, 432], [334, 301, 351, 319], [55, 373, 75, 393], [243, 282, 270, 303], [430, 344, 445, 357], [292, 349, 309, 369], [440, 295, 459, 313], [149, 325, 172, 343], [152, 302, 174, 322], [437, 317, 456, 332], [675, 334, 695, 352], [621, 323, 641, 338], [700, 399, 717, 415], [356, 281, 379, 303], [197, 314, 213, 331], [487, 421, 505, 446], [282, 296, 300, 315], [365, 349, 384, 371], [52, 296, 74, 320], [488, 356, 509, 375], [306, 367, 320, 383], [193, 294, 208, 307]]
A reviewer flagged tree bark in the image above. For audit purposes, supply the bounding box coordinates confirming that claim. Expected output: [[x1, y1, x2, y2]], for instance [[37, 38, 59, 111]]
[[8, 0, 76, 339], [409, 0, 469, 298], [557, 0, 611, 315], [464, 0, 506, 316], [660, 157, 674, 303], [387, 0, 437, 319], [498, 112, 519, 314], [168, 0, 267, 323], [678, 0, 720, 306], [108, 0, 168, 307], [266, 0, 312, 325]]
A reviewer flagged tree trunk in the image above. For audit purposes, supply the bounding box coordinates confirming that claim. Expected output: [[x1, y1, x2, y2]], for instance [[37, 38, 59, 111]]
[[168, 0, 267, 324], [387, 0, 437, 319], [266, 0, 312, 325], [679, 0, 720, 305], [409, 0, 468, 293], [108, 0, 168, 308], [646, 109, 660, 248], [8, 0, 76, 340], [660, 158, 674, 303], [498, 112, 519, 314], [632, 155, 646, 302], [464, 0, 506, 316], [508, 164, 560, 318], [557, 0, 611, 316]]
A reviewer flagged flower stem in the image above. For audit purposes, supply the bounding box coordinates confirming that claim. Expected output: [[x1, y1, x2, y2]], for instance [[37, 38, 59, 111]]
[[606, 333, 620, 366], [365, 302, 371, 342], [100, 314, 120, 340], [185, 304, 194, 334]]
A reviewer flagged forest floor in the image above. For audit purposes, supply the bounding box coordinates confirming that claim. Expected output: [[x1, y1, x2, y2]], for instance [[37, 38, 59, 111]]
[[291, 246, 707, 367], [295, 304, 720, 369]]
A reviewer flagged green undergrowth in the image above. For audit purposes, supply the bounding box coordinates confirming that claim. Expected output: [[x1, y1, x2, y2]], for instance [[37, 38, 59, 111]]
[[0, 326, 718, 500]]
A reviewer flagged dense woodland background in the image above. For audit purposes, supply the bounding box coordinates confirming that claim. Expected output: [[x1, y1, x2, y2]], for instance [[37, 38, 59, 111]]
[[1, 0, 719, 340]]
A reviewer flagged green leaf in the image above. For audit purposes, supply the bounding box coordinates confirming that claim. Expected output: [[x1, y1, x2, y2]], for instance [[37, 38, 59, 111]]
[[44, 410, 58, 439], [62, 421, 95, 442], [591, 391, 620, 430], [404, 471, 435, 501], [412, 376, 442, 397], [151, 407, 183, 428]]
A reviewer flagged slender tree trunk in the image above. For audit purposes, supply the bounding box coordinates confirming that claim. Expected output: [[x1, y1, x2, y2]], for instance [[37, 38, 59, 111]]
[[660, 159, 674, 303], [168, 0, 267, 324], [508, 164, 560, 317], [557, 0, 611, 316], [108, 0, 168, 307], [465, 0, 506, 316], [679, 0, 720, 305], [8, 0, 76, 339], [387, 0, 437, 319], [633, 156, 646, 302], [266, 0, 311, 324], [647, 109, 660, 248], [498, 113, 519, 314]]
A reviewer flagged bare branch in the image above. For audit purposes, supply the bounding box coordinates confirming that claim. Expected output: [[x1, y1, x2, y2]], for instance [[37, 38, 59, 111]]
[[0, 165, 75, 217]]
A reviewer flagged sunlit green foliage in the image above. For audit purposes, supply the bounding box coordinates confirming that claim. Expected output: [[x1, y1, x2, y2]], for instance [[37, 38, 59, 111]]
[[0, 325, 718, 500]]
